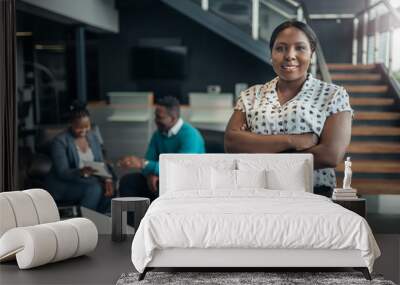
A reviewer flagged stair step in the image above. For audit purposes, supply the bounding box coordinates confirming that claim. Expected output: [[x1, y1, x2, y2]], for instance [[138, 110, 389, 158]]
[[345, 85, 389, 93], [336, 160, 400, 173], [350, 97, 395, 106], [354, 112, 400, 121], [347, 142, 400, 153], [335, 178, 400, 195], [331, 73, 382, 81], [328, 63, 376, 71], [352, 126, 400, 136]]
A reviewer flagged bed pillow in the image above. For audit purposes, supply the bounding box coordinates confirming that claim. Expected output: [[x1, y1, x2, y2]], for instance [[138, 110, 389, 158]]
[[236, 169, 267, 189], [211, 169, 268, 190], [212, 168, 237, 190], [237, 159, 308, 192], [266, 163, 307, 192], [167, 163, 211, 191]]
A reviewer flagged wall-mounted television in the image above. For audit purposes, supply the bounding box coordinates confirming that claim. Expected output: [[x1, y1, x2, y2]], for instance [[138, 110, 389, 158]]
[[132, 46, 188, 80]]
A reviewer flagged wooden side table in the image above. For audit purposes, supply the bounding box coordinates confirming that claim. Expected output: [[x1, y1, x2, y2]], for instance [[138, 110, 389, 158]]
[[332, 198, 366, 218], [111, 197, 150, 242]]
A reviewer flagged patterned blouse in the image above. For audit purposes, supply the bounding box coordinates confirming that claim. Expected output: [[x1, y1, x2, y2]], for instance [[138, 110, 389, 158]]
[[234, 74, 353, 188]]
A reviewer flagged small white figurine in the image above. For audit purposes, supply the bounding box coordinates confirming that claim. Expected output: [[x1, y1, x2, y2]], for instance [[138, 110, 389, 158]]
[[343, 157, 352, 189]]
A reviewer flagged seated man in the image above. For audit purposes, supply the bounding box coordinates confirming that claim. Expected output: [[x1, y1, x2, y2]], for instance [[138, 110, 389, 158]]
[[118, 96, 205, 200]]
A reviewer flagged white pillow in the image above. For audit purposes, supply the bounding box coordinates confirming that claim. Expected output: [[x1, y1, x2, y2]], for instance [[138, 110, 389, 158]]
[[236, 169, 267, 189], [266, 163, 307, 192], [212, 169, 267, 190], [212, 168, 237, 190], [167, 163, 211, 191], [237, 159, 308, 192]]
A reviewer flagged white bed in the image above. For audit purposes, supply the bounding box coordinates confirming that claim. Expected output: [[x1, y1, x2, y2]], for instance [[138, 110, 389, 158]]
[[131, 154, 380, 280]]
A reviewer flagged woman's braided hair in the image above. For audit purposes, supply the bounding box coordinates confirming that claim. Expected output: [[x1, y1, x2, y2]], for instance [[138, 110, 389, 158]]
[[69, 100, 90, 122]]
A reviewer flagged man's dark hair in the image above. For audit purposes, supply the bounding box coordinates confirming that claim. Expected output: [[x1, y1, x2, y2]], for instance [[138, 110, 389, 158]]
[[157, 96, 180, 118], [69, 100, 90, 122], [269, 20, 317, 52]]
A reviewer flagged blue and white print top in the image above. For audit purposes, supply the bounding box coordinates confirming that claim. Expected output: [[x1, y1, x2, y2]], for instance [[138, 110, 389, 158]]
[[234, 74, 353, 188]]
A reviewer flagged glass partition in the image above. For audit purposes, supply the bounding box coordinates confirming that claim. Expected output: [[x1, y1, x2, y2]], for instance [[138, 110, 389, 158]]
[[258, 1, 293, 43], [191, 0, 297, 42], [209, 0, 252, 35], [191, 0, 202, 5], [354, 0, 400, 85], [393, 28, 400, 82]]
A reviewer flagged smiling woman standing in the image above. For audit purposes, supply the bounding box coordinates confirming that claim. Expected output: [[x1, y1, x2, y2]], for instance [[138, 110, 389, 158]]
[[224, 20, 353, 196]]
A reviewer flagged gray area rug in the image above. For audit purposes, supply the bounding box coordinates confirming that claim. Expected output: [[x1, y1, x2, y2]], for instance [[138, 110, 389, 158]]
[[117, 272, 396, 285]]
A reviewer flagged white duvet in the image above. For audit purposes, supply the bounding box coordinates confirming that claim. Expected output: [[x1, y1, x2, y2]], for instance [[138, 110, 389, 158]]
[[131, 190, 380, 273]]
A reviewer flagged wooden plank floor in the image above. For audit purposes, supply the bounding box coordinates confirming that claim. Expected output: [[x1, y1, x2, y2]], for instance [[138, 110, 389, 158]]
[[345, 85, 388, 93], [352, 126, 400, 136], [327, 63, 376, 70], [335, 178, 400, 195], [354, 112, 400, 121], [350, 97, 394, 106], [347, 142, 400, 153], [336, 160, 400, 173], [330, 63, 400, 195], [331, 73, 381, 81]]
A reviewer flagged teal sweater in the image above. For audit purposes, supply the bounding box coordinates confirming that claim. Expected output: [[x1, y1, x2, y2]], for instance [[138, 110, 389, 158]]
[[142, 122, 205, 176]]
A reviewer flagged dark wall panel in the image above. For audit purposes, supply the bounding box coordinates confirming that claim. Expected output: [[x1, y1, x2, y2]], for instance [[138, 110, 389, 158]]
[[309, 19, 354, 63], [303, 0, 368, 63], [98, 0, 274, 104], [16, 11, 75, 124], [302, 0, 367, 14]]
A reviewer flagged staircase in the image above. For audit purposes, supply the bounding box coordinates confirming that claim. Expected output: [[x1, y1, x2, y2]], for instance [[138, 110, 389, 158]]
[[329, 63, 400, 195], [161, 0, 293, 64]]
